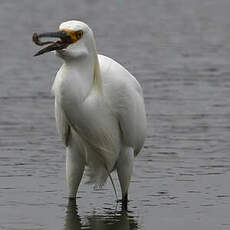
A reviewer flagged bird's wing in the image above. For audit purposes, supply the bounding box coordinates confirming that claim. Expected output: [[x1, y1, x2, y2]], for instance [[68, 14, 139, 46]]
[[54, 100, 70, 146], [116, 82, 146, 155], [99, 55, 147, 155]]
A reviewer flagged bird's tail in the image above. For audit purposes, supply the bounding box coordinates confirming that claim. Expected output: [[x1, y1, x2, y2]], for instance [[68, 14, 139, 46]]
[[72, 122, 119, 200], [84, 150, 118, 200]]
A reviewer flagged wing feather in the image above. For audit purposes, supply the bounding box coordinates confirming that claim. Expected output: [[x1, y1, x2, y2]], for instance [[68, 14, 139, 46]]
[[54, 100, 70, 146], [99, 55, 147, 155], [117, 84, 147, 155]]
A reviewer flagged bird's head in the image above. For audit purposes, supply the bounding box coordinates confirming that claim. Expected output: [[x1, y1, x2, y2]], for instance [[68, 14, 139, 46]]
[[33, 20, 96, 60]]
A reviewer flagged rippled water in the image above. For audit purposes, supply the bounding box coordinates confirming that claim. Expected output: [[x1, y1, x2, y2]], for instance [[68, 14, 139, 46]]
[[1, 0, 230, 229]]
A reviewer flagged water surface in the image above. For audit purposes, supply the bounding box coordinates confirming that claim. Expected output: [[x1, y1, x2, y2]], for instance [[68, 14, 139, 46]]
[[1, 0, 230, 229]]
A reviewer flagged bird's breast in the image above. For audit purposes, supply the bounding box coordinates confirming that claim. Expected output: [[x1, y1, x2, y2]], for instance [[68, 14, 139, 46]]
[[53, 64, 94, 105], [58, 78, 121, 152]]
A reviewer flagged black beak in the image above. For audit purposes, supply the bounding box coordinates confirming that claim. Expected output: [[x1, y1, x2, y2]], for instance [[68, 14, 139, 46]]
[[32, 31, 72, 56]]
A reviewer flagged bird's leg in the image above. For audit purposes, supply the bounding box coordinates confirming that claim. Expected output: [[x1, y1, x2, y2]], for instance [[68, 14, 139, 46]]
[[66, 146, 85, 199], [117, 147, 134, 210], [121, 193, 128, 210]]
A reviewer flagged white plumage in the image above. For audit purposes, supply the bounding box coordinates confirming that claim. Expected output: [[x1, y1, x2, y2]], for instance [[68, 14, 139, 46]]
[[36, 20, 146, 208]]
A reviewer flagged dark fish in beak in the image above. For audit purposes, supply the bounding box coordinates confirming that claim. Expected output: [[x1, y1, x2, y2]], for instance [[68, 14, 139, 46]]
[[32, 31, 72, 56]]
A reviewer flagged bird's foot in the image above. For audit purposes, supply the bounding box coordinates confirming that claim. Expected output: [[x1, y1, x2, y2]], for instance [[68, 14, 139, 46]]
[[117, 194, 128, 210]]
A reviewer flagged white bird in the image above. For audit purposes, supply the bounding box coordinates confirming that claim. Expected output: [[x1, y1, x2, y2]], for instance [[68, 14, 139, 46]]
[[33, 20, 147, 209]]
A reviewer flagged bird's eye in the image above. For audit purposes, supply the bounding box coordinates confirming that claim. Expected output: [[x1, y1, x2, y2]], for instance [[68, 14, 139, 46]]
[[76, 30, 83, 40]]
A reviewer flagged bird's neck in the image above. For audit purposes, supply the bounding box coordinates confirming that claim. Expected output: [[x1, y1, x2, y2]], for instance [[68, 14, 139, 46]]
[[62, 53, 103, 103]]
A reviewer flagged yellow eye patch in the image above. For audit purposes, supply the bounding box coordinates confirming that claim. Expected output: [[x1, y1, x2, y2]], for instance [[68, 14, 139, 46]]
[[61, 29, 83, 43]]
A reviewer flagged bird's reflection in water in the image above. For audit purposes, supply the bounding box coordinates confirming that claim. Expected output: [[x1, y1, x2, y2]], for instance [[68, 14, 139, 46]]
[[64, 199, 139, 230]]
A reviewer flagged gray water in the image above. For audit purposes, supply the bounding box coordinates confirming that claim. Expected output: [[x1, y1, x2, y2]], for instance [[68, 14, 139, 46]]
[[1, 0, 230, 229]]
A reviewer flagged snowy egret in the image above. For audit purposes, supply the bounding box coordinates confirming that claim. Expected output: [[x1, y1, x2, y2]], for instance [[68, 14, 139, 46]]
[[33, 20, 147, 209]]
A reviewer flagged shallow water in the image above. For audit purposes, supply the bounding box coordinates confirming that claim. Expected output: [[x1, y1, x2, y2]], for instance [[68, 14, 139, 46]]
[[1, 0, 230, 229]]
